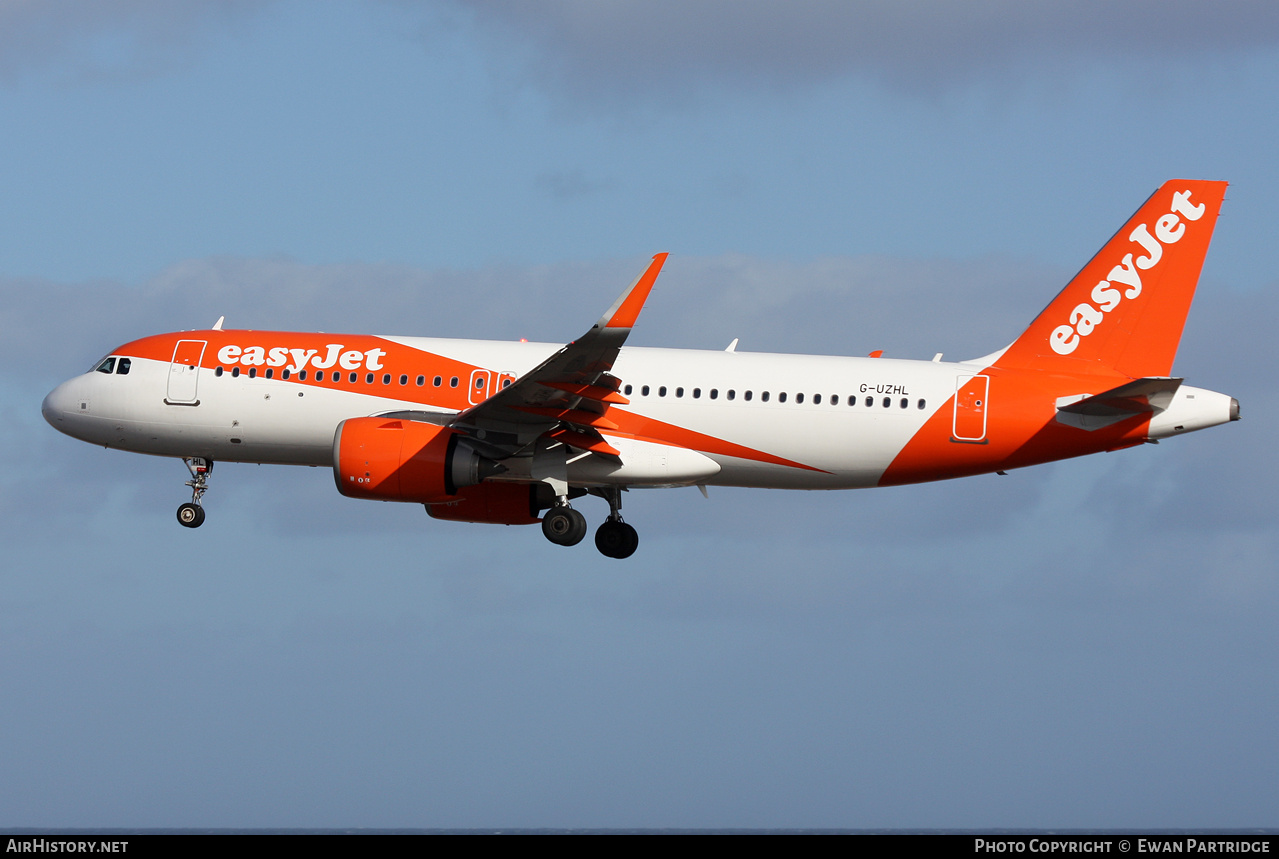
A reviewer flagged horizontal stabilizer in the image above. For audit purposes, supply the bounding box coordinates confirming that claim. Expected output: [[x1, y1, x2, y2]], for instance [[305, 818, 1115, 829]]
[[1058, 377, 1183, 418]]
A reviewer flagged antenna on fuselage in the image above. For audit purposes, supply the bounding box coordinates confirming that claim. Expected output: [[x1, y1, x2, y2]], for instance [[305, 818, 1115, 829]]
[[212, 316, 225, 331]]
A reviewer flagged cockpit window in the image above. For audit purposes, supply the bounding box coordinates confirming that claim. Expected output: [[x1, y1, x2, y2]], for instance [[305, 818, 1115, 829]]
[[116, 358, 131, 375], [95, 357, 116, 374]]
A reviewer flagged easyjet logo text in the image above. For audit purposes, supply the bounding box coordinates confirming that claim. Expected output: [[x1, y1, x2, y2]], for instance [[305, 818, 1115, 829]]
[[1050, 189, 1205, 356], [216, 344, 388, 373]]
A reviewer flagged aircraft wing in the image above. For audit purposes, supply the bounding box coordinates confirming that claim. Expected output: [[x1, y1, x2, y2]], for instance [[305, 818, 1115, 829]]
[[446, 253, 669, 458]]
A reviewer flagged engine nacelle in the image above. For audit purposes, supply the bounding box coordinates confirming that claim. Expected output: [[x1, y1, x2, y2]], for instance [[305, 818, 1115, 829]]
[[426, 483, 541, 525], [333, 417, 500, 503]]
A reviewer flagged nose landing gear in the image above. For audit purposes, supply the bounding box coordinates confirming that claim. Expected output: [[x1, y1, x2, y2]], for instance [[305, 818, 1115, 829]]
[[176, 457, 212, 529]]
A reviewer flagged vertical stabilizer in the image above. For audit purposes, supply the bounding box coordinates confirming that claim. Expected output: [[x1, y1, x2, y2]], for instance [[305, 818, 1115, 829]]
[[996, 180, 1227, 378]]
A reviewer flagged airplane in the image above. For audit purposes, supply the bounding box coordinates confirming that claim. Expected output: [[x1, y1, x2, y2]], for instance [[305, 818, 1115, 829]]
[[43, 180, 1238, 558]]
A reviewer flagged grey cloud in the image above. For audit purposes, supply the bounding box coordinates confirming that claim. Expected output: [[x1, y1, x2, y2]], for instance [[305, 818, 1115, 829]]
[[534, 169, 612, 201], [458, 0, 1279, 101], [0, 0, 266, 83]]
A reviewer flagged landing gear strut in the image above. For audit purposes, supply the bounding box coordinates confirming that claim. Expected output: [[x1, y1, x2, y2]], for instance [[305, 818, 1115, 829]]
[[541, 501, 588, 546], [176, 457, 212, 529], [593, 487, 638, 559]]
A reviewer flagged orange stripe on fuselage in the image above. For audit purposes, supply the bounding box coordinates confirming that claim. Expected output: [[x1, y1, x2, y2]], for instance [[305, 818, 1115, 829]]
[[879, 365, 1151, 486], [604, 410, 827, 473], [116, 330, 486, 411]]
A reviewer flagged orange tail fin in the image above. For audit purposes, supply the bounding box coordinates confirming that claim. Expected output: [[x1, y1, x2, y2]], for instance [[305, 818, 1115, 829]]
[[996, 180, 1227, 377]]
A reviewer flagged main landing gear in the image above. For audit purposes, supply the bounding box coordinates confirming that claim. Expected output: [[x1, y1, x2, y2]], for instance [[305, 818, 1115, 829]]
[[541, 487, 639, 559], [176, 457, 212, 529], [594, 518, 638, 560], [542, 503, 588, 547]]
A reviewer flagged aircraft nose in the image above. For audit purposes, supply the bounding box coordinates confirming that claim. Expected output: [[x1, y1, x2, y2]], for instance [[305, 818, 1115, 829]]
[[42, 379, 77, 430]]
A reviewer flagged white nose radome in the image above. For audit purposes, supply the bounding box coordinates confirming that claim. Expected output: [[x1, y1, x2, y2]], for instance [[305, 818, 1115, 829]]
[[42, 378, 84, 436]]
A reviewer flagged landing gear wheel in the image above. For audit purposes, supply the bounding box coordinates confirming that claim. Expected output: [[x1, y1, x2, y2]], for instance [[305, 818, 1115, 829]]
[[595, 520, 639, 559], [177, 457, 213, 529], [176, 503, 205, 528], [542, 506, 588, 546]]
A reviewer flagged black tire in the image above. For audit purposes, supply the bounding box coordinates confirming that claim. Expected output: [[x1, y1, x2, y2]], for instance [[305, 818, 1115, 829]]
[[565, 508, 588, 546], [542, 507, 586, 546], [595, 520, 623, 557], [616, 522, 638, 558], [177, 503, 204, 529], [595, 520, 639, 559]]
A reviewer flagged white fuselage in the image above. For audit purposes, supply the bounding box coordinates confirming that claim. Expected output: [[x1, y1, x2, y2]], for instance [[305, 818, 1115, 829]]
[[44, 336, 965, 490]]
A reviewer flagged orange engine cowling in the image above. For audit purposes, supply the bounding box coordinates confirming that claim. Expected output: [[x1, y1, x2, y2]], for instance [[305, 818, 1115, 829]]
[[426, 483, 541, 525], [333, 417, 501, 504]]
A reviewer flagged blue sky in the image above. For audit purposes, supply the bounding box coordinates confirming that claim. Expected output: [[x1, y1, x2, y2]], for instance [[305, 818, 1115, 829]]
[[2, 1, 1277, 827]]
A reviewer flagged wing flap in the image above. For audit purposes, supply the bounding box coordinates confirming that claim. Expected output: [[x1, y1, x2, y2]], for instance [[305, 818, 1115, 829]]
[[547, 427, 622, 458]]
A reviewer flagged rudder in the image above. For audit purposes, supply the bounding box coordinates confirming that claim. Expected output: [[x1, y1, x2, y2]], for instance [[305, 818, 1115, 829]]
[[997, 180, 1227, 378]]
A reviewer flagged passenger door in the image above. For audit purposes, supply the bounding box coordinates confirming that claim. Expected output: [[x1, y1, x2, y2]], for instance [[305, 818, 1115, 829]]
[[166, 340, 206, 404]]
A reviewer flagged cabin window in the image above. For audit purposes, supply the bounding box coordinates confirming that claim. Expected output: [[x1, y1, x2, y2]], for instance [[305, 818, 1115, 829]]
[[865, 396, 873, 407], [883, 397, 891, 408], [399, 374, 408, 385], [761, 391, 769, 402], [901, 398, 909, 409], [676, 387, 684, 398], [265, 368, 273, 379], [214, 366, 223, 377], [116, 358, 131, 375], [96, 357, 115, 374], [641, 385, 650, 396], [624, 384, 633, 395], [918, 399, 927, 409], [232, 367, 241, 378], [710, 389, 719, 400], [744, 390, 752, 401], [382, 374, 391, 384], [693, 388, 701, 399], [282, 369, 291, 380], [830, 394, 838, 405], [796, 393, 804, 404], [658, 386, 666, 397], [248, 368, 257, 379], [450, 377, 459, 388], [433, 376, 442, 387], [727, 390, 735, 401], [350, 372, 358, 383], [813, 393, 821, 405], [502, 379, 512, 388], [779, 392, 787, 403], [298, 370, 307, 381]]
